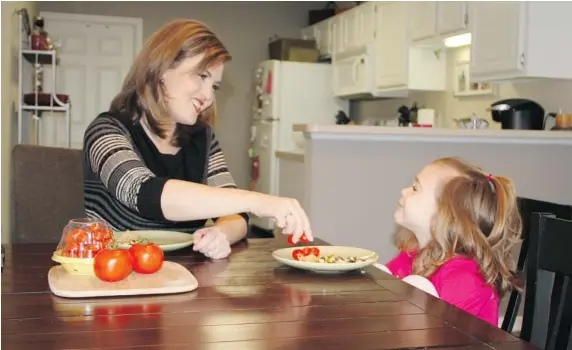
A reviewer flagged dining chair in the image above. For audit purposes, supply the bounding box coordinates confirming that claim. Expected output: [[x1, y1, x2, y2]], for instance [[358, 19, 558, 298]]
[[500, 197, 572, 334], [521, 213, 572, 350], [11, 144, 85, 243]]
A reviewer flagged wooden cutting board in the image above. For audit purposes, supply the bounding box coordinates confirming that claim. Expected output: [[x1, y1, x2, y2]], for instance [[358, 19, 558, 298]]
[[48, 261, 198, 298]]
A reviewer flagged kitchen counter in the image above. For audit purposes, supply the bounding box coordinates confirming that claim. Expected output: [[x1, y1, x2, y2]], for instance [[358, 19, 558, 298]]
[[295, 123, 572, 263], [293, 124, 572, 145]]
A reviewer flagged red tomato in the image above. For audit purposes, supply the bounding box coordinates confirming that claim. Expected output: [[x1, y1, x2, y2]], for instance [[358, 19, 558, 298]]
[[94, 249, 133, 282], [301, 247, 312, 256], [288, 233, 310, 245], [310, 247, 320, 257], [128, 243, 164, 274], [292, 249, 304, 260]]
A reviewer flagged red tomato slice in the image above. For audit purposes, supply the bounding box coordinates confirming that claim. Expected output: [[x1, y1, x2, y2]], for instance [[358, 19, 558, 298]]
[[300, 233, 310, 243], [287, 235, 295, 245], [292, 249, 304, 260], [301, 247, 312, 256], [310, 247, 320, 257]]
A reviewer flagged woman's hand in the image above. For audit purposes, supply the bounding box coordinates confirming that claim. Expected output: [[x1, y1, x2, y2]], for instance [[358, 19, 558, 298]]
[[249, 194, 313, 244], [192, 226, 231, 259]]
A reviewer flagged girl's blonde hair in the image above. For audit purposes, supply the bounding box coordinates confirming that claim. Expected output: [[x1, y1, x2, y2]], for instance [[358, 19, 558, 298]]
[[396, 157, 522, 296]]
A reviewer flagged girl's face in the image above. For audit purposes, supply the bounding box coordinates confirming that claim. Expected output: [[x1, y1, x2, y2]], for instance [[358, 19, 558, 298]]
[[394, 164, 458, 248], [161, 54, 224, 126]]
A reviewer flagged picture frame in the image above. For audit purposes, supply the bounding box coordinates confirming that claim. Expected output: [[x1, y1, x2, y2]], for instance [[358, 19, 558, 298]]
[[453, 60, 495, 97]]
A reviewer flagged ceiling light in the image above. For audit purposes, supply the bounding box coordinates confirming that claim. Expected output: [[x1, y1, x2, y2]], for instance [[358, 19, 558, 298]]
[[444, 33, 472, 48]]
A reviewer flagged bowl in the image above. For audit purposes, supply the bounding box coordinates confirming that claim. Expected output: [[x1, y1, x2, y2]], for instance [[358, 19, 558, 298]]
[[52, 218, 115, 276], [453, 115, 489, 129], [52, 250, 95, 275]]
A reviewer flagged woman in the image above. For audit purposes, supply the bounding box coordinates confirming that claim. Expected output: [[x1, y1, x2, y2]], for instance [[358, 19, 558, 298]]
[[83, 19, 312, 260]]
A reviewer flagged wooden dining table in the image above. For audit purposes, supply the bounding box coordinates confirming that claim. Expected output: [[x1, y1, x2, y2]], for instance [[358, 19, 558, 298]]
[[2, 236, 539, 350]]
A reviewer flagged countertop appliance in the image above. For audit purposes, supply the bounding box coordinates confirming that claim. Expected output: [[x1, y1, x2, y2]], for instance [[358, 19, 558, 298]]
[[249, 60, 349, 231], [490, 98, 546, 130]]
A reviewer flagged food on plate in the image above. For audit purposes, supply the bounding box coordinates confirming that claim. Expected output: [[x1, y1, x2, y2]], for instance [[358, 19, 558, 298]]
[[94, 248, 133, 282], [128, 243, 164, 274], [60, 222, 115, 259], [116, 232, 153, 245], [292, 247, 367, 264]]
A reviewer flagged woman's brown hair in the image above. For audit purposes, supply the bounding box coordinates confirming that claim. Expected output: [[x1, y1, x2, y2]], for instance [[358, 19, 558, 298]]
[[109, 19, 231, 145], [395, 157, 522, 297]]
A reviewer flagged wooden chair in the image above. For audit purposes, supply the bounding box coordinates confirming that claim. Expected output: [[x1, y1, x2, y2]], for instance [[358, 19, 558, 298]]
[[11, 145, 85, 243], [521, 213, 572, 350], [501, 197, 572, 334]]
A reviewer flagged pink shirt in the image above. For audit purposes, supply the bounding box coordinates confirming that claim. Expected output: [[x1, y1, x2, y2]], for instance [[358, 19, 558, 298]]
[[386, 251, 499, 326]]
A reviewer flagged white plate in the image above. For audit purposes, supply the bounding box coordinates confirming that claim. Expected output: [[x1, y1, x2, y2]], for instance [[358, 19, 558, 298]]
[[114, 230, 194, 252], [272, 246, 379, 273]]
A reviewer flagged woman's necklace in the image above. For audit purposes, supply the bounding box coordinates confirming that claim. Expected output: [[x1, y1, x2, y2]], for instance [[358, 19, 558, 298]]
[[140, 118, 180, 155]]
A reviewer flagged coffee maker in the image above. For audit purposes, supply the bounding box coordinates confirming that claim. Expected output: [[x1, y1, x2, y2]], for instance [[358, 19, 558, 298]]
[[490, 98, 546, 130]]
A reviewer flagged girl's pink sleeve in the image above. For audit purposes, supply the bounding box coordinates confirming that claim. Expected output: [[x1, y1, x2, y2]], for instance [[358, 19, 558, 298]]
[[386, 251, 414, 278]]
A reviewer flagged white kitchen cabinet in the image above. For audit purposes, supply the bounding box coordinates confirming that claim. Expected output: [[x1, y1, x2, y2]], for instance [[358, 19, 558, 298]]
[[314, 20, 333, 57], [331, 15, 345, 56], [409, 1, 437, 42], [375, 2, 446, 92], [437, 1, 468, 36], [375, 2, 408, 88], [341, 6, 360, 53], [470, 1, 572, 82], [301, 19, 333, 57], [356, 2, 377, 47], [409, 1, 468, 44], [331, 3, 376, 56], [300, 26, 315, 41]]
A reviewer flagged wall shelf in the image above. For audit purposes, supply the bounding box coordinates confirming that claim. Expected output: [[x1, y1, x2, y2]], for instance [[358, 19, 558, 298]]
[[17, 9, 71, 148], [22, 49, 59, 65]]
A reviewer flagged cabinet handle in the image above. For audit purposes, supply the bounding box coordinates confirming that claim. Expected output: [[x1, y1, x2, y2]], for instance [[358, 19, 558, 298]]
[[520, 53, 525, 66]]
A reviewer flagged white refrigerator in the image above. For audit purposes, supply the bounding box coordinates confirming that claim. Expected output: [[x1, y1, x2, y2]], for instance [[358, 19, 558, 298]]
[[249, 60, 349, 231]]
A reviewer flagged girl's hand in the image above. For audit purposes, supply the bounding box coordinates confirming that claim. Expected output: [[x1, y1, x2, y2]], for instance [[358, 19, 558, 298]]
[[192, 227, 231, 260]]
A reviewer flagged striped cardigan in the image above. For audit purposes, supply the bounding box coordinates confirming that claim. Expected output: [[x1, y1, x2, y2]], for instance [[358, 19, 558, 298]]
[[83, 113, 247, 233]]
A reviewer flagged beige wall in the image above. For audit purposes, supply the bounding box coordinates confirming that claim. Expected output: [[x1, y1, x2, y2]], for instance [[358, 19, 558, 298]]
[[35, 1, 325, 190], [352, 46, 572, 129], [1, 1, 323, 242], [2, 2, 36, 243]]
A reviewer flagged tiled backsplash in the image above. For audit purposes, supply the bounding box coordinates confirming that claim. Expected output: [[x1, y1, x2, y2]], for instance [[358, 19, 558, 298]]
[[350, 47, 572, 130]]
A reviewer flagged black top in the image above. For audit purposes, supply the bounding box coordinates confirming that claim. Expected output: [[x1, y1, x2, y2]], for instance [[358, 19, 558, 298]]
[[83, 112, 248, 233]]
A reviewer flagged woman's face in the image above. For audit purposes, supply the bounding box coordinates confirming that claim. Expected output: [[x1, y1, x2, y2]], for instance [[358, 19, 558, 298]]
[[161, 54, 224, 126]]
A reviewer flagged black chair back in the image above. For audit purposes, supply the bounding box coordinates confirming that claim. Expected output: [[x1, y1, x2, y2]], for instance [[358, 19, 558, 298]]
[[524, 213, 572, 350], [502, 197, 572, 333]]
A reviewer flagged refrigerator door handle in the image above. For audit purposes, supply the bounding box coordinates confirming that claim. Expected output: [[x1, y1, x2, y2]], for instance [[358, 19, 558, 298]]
[[250, 125, 256, 143], [260, 134, 270, 149]]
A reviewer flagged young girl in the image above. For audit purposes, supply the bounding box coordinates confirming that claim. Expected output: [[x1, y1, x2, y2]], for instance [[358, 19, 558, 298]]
[[386, 157, 522, 326]]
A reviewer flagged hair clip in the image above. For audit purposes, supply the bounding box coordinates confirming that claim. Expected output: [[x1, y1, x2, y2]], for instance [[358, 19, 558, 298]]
[[487, 174, 493, 182]]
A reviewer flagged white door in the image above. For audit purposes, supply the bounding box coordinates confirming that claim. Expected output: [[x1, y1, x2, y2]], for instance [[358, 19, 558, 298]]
[[40, 12, 142, 149]]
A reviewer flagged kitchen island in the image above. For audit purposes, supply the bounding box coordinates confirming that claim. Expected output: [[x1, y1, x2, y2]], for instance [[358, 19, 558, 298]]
[[294, 124, 572, 263]]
